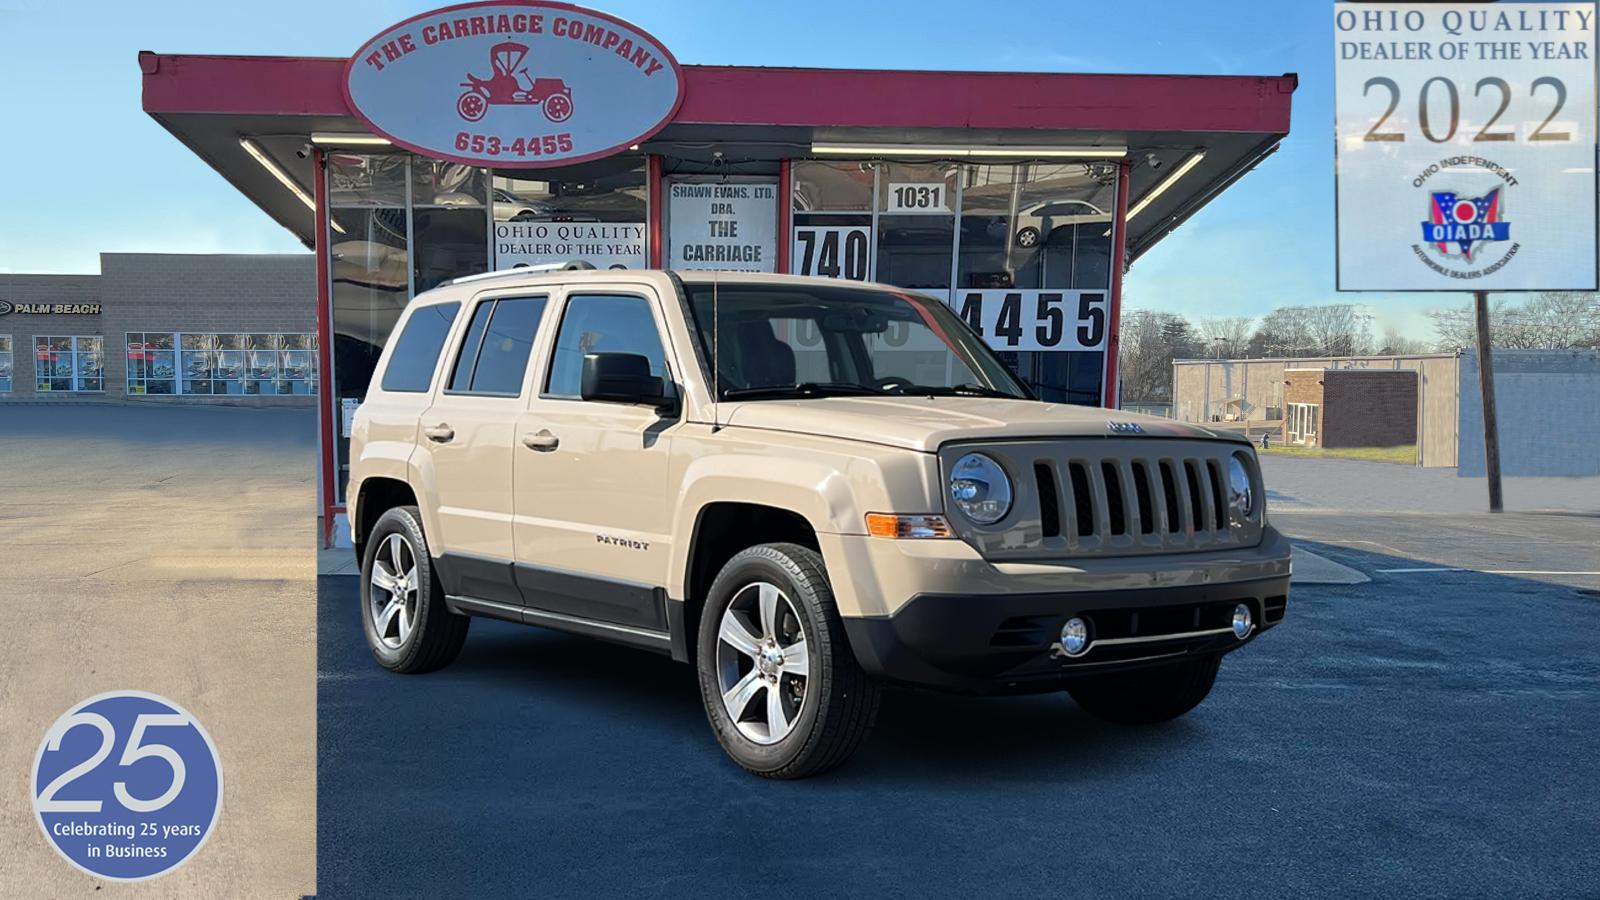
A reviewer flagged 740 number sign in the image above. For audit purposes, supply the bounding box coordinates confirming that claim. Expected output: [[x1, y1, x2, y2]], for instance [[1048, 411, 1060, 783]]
[[954, 289, 1106, 352], [792, 226, 870, 280]]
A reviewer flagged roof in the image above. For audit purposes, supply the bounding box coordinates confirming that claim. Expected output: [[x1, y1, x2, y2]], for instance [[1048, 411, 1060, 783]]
[[139, 52, 1295, 259]]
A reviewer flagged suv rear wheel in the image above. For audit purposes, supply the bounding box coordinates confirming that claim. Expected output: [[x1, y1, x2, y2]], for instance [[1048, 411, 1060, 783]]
[[696, 543, 880, 779], [361, 506, 469, 674], [1066, 654, 1221, 724]]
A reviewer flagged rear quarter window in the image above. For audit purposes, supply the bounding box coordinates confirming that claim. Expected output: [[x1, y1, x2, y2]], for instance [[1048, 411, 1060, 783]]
[[380, 302, 460, 393]]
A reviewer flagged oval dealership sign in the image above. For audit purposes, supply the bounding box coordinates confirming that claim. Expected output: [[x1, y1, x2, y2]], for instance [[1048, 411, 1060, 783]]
[[343, 1, 684, 168]]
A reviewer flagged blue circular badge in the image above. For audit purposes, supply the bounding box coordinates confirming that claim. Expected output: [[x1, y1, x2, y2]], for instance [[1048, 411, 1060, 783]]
[[31, 691, 223, 881]]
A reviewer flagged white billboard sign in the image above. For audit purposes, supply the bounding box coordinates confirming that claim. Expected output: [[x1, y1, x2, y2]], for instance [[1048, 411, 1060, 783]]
[[1334, 3, 1597, 291]]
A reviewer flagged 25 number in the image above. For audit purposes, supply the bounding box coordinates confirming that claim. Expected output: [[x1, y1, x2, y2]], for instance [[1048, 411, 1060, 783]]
[[35, 713, 189, 814]]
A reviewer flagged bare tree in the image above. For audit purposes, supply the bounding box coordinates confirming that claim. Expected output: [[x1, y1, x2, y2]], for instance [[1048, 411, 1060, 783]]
[[1249, 304, 1373, 357], [1377, 327, 1431, 356], [1196, 316, 1255, 358], [1428, 292, 1600, 350], [1119, 309, 1200, 403]]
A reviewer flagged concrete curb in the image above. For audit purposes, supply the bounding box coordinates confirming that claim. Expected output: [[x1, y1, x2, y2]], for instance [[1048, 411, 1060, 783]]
[[1291, 546, 1370, 585]]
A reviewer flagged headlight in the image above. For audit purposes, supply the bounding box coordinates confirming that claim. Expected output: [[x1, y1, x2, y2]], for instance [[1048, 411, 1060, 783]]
[[1228, 452, 1255, 519], [949, 453, 1012, 525]]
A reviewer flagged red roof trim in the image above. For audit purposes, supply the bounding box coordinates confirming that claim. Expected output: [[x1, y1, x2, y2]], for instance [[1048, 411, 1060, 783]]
[[140, 52, 1294, 134]]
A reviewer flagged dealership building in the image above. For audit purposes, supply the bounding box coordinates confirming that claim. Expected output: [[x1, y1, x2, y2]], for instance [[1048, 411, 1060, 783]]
[[0, 253, 315, 404], [137, 2, 1296, 543]]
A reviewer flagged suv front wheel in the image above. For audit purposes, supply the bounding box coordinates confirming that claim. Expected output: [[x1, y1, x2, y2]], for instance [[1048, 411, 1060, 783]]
[[696, 543, 881, 779], [360, 506, 470, 674]]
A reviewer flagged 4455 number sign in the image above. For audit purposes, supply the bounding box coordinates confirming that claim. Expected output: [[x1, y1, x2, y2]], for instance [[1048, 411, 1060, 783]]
[[953, 289, 1107, 352]]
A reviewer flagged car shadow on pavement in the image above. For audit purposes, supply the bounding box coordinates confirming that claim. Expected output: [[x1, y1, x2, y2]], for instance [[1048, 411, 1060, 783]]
[[434, 610, 1183, 785]]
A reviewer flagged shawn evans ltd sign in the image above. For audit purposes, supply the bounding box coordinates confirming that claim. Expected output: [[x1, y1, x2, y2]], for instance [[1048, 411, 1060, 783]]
[[0, 301, 100, 316], [343, 1, 685, 168]]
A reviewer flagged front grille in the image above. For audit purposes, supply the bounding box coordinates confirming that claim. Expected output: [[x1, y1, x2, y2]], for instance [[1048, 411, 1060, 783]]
[[1028, 443, 1247, 556]]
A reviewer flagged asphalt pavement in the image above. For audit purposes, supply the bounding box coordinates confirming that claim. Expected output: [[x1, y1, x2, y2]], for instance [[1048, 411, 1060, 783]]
[[317, 457, 1600, 899], [0, 404, 318, 899]]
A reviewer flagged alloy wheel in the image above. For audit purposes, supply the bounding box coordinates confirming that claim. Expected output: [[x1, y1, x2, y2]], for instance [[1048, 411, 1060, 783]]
[[715, 582, 810, 745], [369, 533, 419, 649]]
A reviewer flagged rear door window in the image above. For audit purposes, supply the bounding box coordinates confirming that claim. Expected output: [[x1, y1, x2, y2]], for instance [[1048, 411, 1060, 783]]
[[455, 296, 548, 395], [381, 302, 460, 393]]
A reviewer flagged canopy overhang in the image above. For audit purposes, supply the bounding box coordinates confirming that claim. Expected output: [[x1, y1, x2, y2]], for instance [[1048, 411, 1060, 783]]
[[139, 51, 1295, 262]]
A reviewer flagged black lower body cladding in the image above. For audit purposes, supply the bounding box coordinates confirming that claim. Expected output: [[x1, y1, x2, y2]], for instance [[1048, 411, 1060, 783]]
[[841, 576, 1290, 694]]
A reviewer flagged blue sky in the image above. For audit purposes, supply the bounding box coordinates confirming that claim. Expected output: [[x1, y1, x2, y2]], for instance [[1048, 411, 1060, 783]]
[[0, 0, 1442, 337]]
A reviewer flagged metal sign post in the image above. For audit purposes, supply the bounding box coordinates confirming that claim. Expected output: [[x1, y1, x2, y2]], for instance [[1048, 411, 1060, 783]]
[[1473, 290, 1503, 512]]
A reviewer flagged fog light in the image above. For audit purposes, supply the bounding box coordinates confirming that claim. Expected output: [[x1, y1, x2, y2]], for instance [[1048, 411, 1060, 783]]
[[1060, 617, 1089, 657], [1232, 603, 1254, 639]]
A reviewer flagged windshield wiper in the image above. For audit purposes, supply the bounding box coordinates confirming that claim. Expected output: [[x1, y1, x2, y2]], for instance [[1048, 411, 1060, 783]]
[[721, 382, 884, 400], [908, 384, 1022, 399]]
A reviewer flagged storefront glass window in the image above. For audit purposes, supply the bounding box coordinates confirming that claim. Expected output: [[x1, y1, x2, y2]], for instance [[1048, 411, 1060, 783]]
[[874, 163, 958, 292], [0, 335, 11, 392], [788, 159, 1118, 406], [955, 162, 1117, 405], [413, 160, 489, 294], [135, 332, 316, 396], [35, 335, 102, 392], [328, 153, 410, 498], [126, 332, 177, 395], [791, 161, 874, 282]]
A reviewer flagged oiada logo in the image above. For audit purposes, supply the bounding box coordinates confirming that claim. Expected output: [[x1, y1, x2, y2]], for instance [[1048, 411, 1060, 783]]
[[344, 2, 684, 168], [1415, 183, 1516, 278]]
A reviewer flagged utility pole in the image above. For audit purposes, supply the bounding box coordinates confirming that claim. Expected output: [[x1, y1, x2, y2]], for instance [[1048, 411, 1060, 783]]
[[1473, 290, 1503, 513]]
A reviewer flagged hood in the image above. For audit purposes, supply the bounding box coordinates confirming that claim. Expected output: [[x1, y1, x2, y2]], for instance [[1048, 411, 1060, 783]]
[[718, 396, 1241, 452]]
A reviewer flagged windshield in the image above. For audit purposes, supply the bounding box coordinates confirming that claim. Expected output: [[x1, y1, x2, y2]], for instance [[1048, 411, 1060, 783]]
[[682, 281, 1032, 401]]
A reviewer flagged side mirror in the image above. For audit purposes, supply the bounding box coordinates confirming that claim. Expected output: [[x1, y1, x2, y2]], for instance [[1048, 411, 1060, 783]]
[[580, 352, 673, 410]]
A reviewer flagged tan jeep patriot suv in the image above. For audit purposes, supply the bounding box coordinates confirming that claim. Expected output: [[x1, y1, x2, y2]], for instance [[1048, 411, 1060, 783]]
[[348, 268, 1291, 778]]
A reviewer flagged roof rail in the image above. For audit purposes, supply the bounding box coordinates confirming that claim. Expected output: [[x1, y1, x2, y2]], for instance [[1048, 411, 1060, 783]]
[[447, 261, 596, 286]]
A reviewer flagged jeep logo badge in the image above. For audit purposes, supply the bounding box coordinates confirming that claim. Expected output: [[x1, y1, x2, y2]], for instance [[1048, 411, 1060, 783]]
[[1108, 420, 1144, 435]]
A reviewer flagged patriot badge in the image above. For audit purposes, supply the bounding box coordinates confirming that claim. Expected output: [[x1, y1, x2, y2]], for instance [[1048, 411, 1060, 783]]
[[1419, 188, 1510, 261]]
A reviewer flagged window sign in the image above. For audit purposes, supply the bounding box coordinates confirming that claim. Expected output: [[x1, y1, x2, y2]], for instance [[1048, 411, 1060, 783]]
[[885, 182, 952, 214], [951, 289, 1108, 353], [1334, 2, 1597, 291], [0, 334, 11, 392], [496, 221, 646, 269], [668, 181, 778, 272], [791, 226, 871, 280]]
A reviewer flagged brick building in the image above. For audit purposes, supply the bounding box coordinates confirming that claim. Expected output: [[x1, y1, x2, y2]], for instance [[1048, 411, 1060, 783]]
[[0, 253, 315, 405], [1282, 367, 1417, 449]]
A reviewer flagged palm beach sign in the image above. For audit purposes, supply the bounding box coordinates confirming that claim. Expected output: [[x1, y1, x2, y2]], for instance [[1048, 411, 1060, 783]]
[[343, 1, 685, 168]]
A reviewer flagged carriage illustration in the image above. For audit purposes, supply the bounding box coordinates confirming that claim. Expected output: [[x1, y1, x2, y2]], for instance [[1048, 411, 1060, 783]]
[[456, 41, 574, 123]]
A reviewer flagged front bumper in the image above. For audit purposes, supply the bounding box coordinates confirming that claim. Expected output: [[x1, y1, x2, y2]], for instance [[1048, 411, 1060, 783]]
[[833, 528, 1292, 694]]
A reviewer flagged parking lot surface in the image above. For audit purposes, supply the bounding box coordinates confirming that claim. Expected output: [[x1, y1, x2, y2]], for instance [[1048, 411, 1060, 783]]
[[318, 457, 1600, 899], [0, 405, 317, 898]]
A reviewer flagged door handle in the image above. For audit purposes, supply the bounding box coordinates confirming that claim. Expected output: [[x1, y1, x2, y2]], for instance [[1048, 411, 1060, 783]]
[[521, 430, 559, 452], [423, 423, 455, 443]]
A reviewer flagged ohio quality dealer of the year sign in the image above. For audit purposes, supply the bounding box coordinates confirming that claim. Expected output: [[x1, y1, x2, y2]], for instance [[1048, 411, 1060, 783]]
[[343, 1, 684, 167], [1334, 2, 1598, 291]]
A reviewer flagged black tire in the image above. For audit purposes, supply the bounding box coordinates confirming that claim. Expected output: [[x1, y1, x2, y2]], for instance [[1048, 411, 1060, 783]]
[[360, 505, 469, 674], [1015, 226, 1041, 248], [696, 543, 880, 779], [1066, 654, 1221, 725]]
